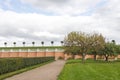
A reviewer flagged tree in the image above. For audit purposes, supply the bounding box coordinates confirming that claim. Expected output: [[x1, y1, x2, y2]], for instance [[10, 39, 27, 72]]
[[32, 42, 35, 46], [60, 41, 64, 46], [64, 31, 106, 62], [13, 42, 16, 47], [4, 42, 7, 47], [90, 33, 105, 60], [64, 45, 80, 59], [112, 40, 115, 44], [64, 31, 93, 62], [64, 32, 79, 59], [51, 41, 54, 46], [100, 42, 117, 61], [23, 42, 25, 47], [77, 32, 93, 61], [41, 41, 44, 46], [114, 44, 120, 59]]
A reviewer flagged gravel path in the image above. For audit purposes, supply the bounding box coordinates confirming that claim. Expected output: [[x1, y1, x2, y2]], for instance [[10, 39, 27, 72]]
[[5, 60, 65, 80]]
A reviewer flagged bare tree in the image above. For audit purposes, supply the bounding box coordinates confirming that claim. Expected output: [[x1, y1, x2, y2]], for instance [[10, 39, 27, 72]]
[[60, 41, 64, 46]]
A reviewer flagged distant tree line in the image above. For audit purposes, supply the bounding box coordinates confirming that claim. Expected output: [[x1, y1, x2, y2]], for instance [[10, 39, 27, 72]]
[[63, 31, 120, 62]]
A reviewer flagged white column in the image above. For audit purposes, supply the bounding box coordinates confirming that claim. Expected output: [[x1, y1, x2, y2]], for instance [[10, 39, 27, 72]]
[[28, 49, 30, 52], [36, 48, 39, 52], [10, 49, 13, 52], [2, 49, 4, 52]]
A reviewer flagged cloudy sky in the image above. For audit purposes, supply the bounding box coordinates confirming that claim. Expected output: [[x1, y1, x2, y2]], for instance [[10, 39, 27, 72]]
[[0, 0, 120, 46]]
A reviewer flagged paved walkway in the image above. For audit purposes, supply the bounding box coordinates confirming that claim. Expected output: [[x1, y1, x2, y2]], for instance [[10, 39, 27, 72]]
[[5, 60, 65, 80]]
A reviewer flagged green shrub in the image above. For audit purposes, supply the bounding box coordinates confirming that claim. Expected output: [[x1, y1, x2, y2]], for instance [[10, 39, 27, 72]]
[[0, 57, 54, 75]]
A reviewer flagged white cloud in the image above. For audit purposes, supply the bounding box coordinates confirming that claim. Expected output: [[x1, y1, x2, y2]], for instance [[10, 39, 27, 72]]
[[0, 8, 120, 45], [20, 0, 101, 15], [33, 31, 63, 38], [0, 0, 120, 46]]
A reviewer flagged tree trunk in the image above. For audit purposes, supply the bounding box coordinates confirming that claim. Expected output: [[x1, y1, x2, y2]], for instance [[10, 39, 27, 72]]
[[105, 54, 109, 61], [105, 56, 108, 61], [72, 54, 75, 59], [94, 54, 97, 61], [82, 53, 86, 63]]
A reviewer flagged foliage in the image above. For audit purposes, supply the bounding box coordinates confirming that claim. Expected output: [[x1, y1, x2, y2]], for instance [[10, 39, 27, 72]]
[[32, 42, 35, 46], [0, 57, 54, 75], [89, 33, 105, 60], [64, 31, 105, 61], [41, 41, 44, 46], [51, 41, 54, 46], [100, 42, 120, 61], [63, 31, 120, 61]]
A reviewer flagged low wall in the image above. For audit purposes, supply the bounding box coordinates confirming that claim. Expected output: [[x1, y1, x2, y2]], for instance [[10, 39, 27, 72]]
[[0, 52, 120, 60]]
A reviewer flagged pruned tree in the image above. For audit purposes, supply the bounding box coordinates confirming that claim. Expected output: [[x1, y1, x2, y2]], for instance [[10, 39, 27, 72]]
[[4, 42, 7, 47], [41, 41, 44, 46], [51, 41, 54, 46], [32, 41, 35, 46], [23, 42, 25, 47], [112, 40, 115, 44], [13, 42, 16, 47], [60, 41, 64, 46]]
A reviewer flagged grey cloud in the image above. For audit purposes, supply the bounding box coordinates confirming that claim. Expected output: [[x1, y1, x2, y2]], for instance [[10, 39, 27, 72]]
[[21, 0, 69, 7], [0, 24, 63, 43]]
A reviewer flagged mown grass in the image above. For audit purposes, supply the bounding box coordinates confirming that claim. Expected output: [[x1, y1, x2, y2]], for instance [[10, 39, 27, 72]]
[[58, 59, 120, 80], [0, 60, 54, 80]]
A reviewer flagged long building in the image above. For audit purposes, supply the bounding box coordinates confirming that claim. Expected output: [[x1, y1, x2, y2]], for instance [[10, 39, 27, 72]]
[[0, 46, 119, 60]]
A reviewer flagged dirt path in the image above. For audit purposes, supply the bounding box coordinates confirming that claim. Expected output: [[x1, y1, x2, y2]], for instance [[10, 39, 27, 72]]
[[5, 60, 65, 80]]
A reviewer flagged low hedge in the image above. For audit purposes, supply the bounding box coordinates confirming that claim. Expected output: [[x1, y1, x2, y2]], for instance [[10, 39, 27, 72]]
[[0, 57, 54, 75]]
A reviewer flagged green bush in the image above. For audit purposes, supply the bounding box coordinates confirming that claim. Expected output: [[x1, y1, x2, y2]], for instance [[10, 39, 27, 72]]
[[0, 57, 54, 75]]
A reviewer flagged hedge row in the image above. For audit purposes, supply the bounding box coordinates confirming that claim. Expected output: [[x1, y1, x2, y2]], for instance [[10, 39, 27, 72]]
[[0, 57, 54, 75]]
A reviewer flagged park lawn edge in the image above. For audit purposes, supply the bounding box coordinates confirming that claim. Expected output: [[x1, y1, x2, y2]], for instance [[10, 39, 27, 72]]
[[0, 60, 54, 80], [57, 59, 120, 80]]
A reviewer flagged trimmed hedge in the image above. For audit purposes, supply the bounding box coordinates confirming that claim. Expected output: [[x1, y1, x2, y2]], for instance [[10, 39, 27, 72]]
[[0, 57, 54, 75]]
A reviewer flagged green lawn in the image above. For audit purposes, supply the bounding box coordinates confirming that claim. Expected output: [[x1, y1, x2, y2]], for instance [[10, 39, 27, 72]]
[[58, 59, 120, 80]]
